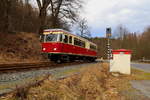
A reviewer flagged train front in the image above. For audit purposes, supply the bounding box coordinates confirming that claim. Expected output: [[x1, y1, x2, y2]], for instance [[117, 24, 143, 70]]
[[40, 30, 63, 59]]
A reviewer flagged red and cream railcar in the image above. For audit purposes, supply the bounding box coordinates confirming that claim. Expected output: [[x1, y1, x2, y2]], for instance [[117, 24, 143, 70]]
[[41, 29, 97, 63]]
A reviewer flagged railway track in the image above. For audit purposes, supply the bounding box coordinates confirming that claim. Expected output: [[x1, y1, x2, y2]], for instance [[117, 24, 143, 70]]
[[0, 62, 54, 71], [0, 61, 85, 73]]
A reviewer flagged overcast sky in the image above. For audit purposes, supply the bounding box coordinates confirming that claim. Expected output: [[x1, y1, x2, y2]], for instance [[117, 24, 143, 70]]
[[81, 0, 150, 37]]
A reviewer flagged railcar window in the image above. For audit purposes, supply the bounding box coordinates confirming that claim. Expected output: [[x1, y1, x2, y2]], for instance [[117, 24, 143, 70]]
[[81, 41, 85, 47], [90, 44, 96, 50], [74, 38, 85, 48], [74, 38, 78, 46], [69, 36, 72, 44], [46, 34, 58, 42], [64, 35, 68, 43]]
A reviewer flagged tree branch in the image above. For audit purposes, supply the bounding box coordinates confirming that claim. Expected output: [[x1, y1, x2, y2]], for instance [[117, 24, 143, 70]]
[[36, 0, 41, 9]]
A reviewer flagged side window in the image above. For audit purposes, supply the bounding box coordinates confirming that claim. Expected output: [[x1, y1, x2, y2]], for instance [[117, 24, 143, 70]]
[[74, 38, 85, 48], [69, 36, 72, 44], [74, 38, 79, 46], [59, 34, 62, 42], [81, 41, 85, 48], [64, 35, 68, 43], [90, 44, 96, 50]]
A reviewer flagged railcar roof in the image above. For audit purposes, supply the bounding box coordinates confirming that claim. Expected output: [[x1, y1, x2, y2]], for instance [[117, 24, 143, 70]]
[[43, 29, 97, 46]]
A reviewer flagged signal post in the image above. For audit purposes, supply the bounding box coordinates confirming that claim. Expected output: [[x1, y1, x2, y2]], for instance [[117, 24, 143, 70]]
[[106, 28, 112, 60]]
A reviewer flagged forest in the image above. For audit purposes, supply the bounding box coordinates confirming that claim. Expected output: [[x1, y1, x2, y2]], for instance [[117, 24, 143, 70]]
[[0, 0, 150, 61], [92, 27, 150, 60]]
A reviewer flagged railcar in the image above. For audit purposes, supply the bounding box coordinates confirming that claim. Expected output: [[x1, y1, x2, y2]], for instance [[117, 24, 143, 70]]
[[41, 29, 97, 63]]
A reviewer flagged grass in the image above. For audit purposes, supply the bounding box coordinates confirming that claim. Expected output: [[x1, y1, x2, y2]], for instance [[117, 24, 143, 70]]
[[131, 68, 150, 80], [1, 63, 150, 100], [25, 63, 124, 100], [52, 67, 81, 79], [0, 76, 46, 95]]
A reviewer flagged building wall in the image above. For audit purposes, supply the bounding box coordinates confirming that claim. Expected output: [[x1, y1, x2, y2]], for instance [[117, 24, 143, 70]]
[[110, 54, 131, 74]]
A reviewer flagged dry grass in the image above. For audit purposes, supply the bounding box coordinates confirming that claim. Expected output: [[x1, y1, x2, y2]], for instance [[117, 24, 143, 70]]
[[0, 32, 46, 64], [26, 64, 108, 100], [1, 63, 124, 100], [131, 68, 150, 80], [1, 63, 150, 100]]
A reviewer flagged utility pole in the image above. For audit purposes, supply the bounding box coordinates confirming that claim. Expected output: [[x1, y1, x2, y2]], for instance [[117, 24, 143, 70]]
[[106, 28, 112, 60]]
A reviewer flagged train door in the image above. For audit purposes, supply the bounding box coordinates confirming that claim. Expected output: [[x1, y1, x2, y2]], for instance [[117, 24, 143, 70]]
[[68, 36, 74, 54], [62, 34, 69, 53]]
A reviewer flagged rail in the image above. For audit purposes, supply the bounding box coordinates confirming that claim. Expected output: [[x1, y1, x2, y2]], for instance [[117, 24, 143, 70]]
[[0, 61, 86, 73]]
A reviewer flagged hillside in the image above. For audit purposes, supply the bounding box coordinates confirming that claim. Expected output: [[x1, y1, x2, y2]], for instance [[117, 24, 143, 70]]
[[0, 32, 46, 64]]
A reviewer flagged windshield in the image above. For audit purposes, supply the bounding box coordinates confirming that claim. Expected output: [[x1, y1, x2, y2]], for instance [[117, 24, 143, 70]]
[[46, 34, 58, 42]]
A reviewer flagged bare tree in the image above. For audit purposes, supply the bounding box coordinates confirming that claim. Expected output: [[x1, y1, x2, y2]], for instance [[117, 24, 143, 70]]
[[48, 0, 82, 29], [1, 0, 12, 32], [36, 0, 82, 34], [0, 0, 82, 34], [76, 18, 91, 38], [139, 28, 150, 59], [0, 0, 40, 33], [36, 0, 51, 34], [113, 24, 129, 40]]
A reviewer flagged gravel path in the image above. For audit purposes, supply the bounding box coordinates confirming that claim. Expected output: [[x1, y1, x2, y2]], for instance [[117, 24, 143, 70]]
[[131, 63, 150, 73], [131, 63, 150, 99], [130, 80, 150, 99], [0, 62, 96, 95]]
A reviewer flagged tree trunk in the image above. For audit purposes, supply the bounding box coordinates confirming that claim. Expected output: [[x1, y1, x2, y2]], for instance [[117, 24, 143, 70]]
[[4, 0, 11, 32], [38, 8, 47, 35]]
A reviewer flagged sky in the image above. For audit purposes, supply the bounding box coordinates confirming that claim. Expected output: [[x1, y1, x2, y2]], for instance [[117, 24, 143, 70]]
[[31, 0, 150, 37], [81, 0, 150, 37]]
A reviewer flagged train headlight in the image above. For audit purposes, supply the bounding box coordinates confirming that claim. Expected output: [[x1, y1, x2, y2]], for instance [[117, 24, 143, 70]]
[[53, 48, 57, 51], [43, 48, 46, 51]]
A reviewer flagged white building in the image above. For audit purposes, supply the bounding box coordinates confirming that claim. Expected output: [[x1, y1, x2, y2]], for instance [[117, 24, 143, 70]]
[[110, 49, 132, 75]]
